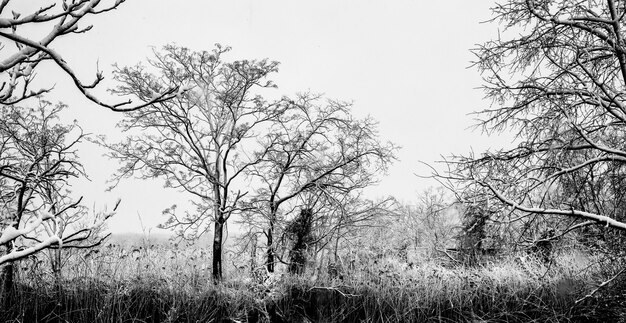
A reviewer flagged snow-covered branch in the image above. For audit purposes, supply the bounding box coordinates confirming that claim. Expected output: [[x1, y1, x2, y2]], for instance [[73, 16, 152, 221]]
[[0, 0, 177, 111]]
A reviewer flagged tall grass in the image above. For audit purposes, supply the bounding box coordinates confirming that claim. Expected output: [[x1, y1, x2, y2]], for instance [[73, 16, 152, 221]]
[[1, 243, 622, 322]]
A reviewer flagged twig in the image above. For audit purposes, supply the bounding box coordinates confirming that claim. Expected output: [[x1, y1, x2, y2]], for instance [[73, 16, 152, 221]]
[[437, 248, 461, 264], [308, 286, 360, 298], [575, 267, 626, 304]]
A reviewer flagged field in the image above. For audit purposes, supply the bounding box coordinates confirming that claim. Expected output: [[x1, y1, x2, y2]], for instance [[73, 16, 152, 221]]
[[5, 1, 626, 322], [2, 234, 624, 322]]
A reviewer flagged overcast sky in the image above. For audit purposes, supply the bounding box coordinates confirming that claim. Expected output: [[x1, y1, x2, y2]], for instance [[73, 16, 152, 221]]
[[20, 1, 510, 233]]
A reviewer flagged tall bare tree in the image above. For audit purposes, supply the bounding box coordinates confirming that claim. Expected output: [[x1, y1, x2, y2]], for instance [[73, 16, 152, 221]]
[[244, 93, 397, 272], [0, 0, 178, 110], [0, 99, 112, 299], [438, 0, 626, 246], [100, 44, 287, 280]]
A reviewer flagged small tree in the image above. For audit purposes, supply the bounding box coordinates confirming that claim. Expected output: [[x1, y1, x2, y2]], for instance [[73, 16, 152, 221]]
[[377, 188, 459, 263], [0, 99, 112, 299], [263, 190, 394, 276], [0, 0, 177, 110], [286, 208, 314, 274], [101, 44, 286, 281], [458, 203, 490, 265], [318, 194, 396, 265], [245, 93, 397, 272]]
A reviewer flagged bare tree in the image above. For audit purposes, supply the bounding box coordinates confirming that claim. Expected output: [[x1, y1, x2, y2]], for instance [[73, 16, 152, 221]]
[[0, 99, 112, 299], [367, 188, 460, 264], [243, 93, 397, 272], [100, 44, 287, 281], [434, 0, 626, 249], [271, 190, 394, 275], [311, 194, 396, 270], [0, 0, 178, 110]]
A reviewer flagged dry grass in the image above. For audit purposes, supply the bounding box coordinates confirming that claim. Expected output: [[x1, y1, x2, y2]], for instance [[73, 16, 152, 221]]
[[1, 242, 622, 322]]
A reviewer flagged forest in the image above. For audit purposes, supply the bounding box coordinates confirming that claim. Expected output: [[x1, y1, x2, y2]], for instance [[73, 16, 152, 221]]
[[2, 0, 626, 322]]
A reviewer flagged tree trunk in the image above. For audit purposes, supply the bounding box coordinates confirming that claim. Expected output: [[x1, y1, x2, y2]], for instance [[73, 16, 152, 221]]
[[250, 234, 257, 276], [50, 248, 62, 286], [287, 208, 314, 274], [54, 249, 63, 293], [1, 242, 15, 307], [266, 203, 278, 273], [266, 221, 274, 273], [333, 228, 341, 263], [212, 218, 224, 282], [49, 205, 62, 286], [2, 216, 20, 304]]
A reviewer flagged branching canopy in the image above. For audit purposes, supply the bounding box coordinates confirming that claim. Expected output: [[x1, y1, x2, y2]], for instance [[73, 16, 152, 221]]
[[0, 0, 177, 111], [439, 0, 626, 243]]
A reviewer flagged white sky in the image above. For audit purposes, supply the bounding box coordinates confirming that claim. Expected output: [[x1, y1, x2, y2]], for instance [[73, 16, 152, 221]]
[[16, 1, 512, 233]]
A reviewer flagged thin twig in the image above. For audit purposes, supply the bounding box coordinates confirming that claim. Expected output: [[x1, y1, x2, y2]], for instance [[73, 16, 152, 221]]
[[308, 286, 360, 298], [575, 267, 626, 304]]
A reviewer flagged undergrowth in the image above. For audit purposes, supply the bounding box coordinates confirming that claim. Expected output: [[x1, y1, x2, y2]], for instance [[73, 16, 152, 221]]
[[0, 246, 623, 322]]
